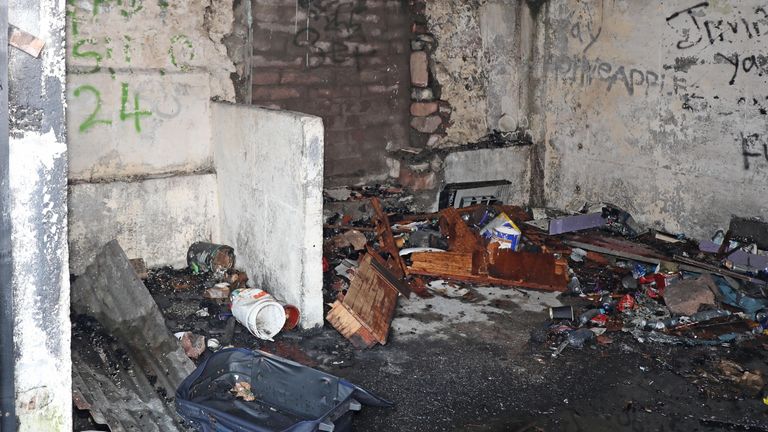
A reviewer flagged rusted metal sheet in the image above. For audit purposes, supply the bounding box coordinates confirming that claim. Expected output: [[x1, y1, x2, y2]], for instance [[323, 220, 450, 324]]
[[71, 315, 187, 432], [71, 240, 195, 397]]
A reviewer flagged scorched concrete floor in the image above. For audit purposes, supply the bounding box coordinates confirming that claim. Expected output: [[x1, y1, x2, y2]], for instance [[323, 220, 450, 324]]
[[139, 269, 768, 432]]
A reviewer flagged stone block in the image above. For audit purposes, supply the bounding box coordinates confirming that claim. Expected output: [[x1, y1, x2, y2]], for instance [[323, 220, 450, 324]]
[[411, 115, 442, 133], [410, 102, 438, 117]]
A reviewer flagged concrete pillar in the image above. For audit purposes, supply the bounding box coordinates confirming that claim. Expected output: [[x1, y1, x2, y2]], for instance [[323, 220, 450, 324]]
[[8, 0, 71, 430]]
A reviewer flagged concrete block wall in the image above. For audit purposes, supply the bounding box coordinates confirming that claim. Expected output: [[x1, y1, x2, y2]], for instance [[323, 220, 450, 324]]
[[249, 0, 411, 185], [537, 0, 768, 239], [66, 0, 325, 329], [212, 103, 324, 328], [414, 0, 768, 238], [66, 0, 236, 271], [68, 174, 220, 274]]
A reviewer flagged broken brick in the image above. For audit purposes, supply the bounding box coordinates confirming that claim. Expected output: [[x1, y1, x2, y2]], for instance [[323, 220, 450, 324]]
[[410, 51, 429, 87]]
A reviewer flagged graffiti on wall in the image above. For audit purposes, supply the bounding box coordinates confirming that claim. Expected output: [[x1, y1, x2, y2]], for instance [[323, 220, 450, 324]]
[[67, 0, 197, 133], [551, 54, 682, 97], [292, 0, 377, 69], [740, 132, 768, 170], [665, 2, 768, 168], [667, 2, 768, 85]]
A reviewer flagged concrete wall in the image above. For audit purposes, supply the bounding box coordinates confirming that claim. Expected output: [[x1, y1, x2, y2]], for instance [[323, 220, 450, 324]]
[[212, 102, 324, 329], [538, 0, 768, 238], [66, 0, 237, 271], [442, 146, 531, 205], [425, 0, 529, 147], [250, 0, 411, 184], [68, 174, 220, 274], [9, 0, 71, 429]]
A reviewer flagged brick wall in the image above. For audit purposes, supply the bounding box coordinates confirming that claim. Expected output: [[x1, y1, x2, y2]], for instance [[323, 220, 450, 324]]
[[251, 0, 411, 183]]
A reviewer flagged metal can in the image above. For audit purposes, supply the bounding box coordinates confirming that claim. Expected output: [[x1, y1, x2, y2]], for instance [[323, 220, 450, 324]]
[[187, 242, 236, 274]]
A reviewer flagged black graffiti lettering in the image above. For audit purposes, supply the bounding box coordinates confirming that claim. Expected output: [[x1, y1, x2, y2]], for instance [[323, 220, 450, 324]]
[[741, 132, 765, 170], [727, 20, 739, 34], [580, 57, 594, 86], [742, 18, 754, 38], [716, 52, 739, 85], [704, 19, 725, 44], [744, 55, 757, 72], [327, 40, 350, 63], [554, 55, 665, 98], [677, 30, 702, 50], [607, 66, 633, 95], [668, 3, 768, 51], [667, 2, 708, 49], [570, 22, 584, 43], [554, 55, 572, 80], [293, 0, 374, 69], [666, 2, 710, 22], [293, 27, 321, 47], [646, 71, 659, 87], [673, 75, 688, 95], [714, 52, 767, 85], [597, 61, 612, 80], [630, 68, 645, 88], [564, 56, 579, 83]]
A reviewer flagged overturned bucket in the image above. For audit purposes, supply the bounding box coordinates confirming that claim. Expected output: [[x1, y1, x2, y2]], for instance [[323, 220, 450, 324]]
[[230, 289, 286, 340]]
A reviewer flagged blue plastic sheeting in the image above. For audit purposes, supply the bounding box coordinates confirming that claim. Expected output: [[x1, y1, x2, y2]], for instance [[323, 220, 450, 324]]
[[713, 276, 768, 319], [176, 349, 392, 432]]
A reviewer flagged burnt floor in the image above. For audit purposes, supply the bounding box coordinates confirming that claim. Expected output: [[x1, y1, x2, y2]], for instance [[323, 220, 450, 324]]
[[141, 269, 768, 432]]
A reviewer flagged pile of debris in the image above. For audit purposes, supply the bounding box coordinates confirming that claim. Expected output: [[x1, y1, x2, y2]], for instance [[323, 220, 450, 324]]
[[71, 239, 389, 432], [322, 194, 768, 358]]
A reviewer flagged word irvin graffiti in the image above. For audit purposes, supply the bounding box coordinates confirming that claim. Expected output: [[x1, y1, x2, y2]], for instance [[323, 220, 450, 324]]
[[667, 2, 768, 85], [551, 54, 689, 97], [666, 2, 768, 50], [293, 0, 377, 70], [72, 83, 152, 133]]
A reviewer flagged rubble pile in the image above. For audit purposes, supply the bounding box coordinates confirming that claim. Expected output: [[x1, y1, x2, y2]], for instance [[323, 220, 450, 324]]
[[70, 184, 768, 431], [322, 190, 768, 358]]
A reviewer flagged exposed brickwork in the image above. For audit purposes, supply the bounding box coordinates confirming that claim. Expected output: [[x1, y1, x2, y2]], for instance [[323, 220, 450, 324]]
[[251, 0, 411, 182]]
